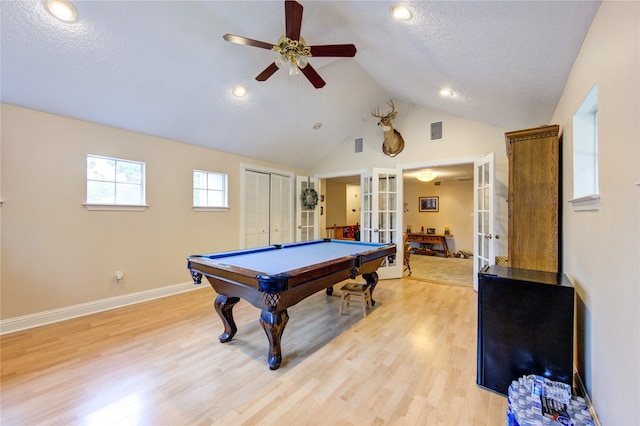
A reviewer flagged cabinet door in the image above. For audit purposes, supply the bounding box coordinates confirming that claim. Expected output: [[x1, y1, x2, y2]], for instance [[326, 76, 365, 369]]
[[507, 126, 560, 273]]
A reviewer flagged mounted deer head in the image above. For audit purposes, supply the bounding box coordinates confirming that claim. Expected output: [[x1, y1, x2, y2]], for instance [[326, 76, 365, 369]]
[[371, 100, 405, 157]]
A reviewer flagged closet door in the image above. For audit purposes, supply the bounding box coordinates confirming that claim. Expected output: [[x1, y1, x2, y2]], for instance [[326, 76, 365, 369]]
[[271, 174, 293, 245], [244, 170, 270, 248]]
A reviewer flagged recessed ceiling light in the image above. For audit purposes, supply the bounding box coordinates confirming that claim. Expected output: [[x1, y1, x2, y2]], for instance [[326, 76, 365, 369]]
[[390, 5, 411, 21], [439, 88, 454, 97], [43, 0, 78, 23], [232, 85, 247, 97]]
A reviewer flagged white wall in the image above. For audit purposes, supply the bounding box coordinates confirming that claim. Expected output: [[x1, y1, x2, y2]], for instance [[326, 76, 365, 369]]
[[0, 104, 307, 320], [312, 103, 509, 256], [550, 2, 639, 424]]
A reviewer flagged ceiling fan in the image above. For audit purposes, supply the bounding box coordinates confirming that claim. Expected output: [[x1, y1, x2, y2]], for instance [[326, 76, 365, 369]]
[[223, 0, 357, 89]]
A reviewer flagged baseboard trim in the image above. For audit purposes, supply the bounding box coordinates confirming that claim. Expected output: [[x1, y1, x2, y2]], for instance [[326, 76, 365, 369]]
[[0, 281, 206, 335], [575, 368, 601, 426]]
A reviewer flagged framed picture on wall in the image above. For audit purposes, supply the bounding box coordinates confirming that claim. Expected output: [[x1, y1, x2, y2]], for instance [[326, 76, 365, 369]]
[[419, 196, 439, 212]]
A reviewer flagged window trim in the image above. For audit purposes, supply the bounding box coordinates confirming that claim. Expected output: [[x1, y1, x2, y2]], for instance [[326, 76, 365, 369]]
[[83, 203, 148, 212], [568, 194, 600, 211], [570, 83, 599, 211], [192, 169, 229, 210], [86, 154, 146, 209]]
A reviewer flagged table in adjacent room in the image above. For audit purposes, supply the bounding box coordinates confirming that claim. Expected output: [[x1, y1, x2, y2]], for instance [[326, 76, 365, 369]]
[[187, 239, 396, 370], [406, 233, 453, 257]]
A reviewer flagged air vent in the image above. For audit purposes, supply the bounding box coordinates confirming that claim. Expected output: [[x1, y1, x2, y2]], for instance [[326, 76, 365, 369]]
[[430, 121, 444, 141], [355, 137, 363, 153]]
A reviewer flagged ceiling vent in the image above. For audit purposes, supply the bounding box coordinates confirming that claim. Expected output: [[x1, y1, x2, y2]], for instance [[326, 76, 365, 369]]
[[430, 121, 444, 141], [354, 137, 363, 153]]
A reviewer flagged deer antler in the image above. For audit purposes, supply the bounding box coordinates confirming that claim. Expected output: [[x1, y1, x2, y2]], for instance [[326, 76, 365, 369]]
[[371, 100, 397, 120], [371, 105, 383, 119], [386, 100, 397, 118]]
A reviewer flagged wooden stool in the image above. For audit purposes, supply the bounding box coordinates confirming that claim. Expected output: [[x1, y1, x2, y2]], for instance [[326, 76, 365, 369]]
[[339, 282, 372, 318]]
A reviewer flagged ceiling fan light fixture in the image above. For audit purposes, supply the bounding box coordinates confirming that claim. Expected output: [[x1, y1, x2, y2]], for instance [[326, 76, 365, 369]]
[[296, 55, 308, 69], [390, 5, 411, 21], [417, 172, 437, 182], [273, 35, 311, 76], [275, 54, 287, 69]]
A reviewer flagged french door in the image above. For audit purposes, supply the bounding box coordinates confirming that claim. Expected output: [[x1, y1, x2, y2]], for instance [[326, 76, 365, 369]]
[[361, 168, 403, 279], [473, 153, 496, 290], [295, 176, 318, 242]]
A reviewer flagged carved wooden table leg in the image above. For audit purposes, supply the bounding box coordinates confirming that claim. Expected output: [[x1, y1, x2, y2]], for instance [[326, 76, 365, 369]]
[[214, 295, 240, 343], [259, 309, 289, 370], [362, 271, 379, 306]]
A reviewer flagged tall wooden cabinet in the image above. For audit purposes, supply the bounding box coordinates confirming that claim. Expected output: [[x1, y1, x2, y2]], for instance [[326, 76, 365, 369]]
[[506, 125, 560, 273]]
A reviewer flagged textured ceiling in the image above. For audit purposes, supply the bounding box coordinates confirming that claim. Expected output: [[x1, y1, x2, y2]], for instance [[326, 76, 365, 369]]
[[1, 1, 600, 169]]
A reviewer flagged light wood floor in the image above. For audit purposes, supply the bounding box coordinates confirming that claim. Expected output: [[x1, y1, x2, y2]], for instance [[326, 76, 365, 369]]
[[1, 278, 506, 425]]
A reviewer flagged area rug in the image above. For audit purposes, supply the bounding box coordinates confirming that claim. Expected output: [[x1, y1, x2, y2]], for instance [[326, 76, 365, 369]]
[[406, 254, 474, 287]]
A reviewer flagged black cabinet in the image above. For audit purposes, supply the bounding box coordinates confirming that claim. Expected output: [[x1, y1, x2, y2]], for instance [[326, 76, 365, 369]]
[[477, 266, 574, 395]]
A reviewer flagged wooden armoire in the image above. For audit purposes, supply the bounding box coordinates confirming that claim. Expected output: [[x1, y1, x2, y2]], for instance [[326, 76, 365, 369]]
[[506, 125, 560, 273]]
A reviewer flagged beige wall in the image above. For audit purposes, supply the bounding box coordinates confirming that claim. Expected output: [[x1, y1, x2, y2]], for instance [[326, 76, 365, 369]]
[[403, 179, 474, 253], [550, 2, 640, 424], [323, 179, 347, 237], [346, 185, 360, 225], [0, 104, 307, 319], [324, 180, 347, 231]]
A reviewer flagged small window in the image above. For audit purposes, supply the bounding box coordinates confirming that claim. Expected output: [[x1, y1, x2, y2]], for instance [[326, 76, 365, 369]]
[[570, 84, 600, 210], [86, 155, 146, 207], [193, 170, 228, 209]]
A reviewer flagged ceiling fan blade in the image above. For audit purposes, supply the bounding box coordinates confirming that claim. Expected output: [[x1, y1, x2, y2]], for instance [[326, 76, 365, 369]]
[[300, 64, 326, 89], [256, 63, 280, 81], [310, 44, 357, 57], [223, 34, 274, 50], [285, 1, 303, 41]]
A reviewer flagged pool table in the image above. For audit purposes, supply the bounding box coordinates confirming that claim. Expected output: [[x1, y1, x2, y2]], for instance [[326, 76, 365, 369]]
[[187, 239, 396, 370]]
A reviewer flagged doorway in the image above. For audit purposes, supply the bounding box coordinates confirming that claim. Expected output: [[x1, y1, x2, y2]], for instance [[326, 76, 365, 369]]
[[320, 162, 476, 287], [402, 163, 475, 286]]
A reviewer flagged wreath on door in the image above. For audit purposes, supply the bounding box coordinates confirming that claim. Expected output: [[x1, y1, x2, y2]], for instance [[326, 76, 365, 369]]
[[300, 188, 319, 210]]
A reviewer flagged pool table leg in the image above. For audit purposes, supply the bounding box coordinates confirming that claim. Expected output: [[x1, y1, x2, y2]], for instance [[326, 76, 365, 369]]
[[260, 309, 289, 370], [362, 271, 379, 306], [214, 295, 240, 343]]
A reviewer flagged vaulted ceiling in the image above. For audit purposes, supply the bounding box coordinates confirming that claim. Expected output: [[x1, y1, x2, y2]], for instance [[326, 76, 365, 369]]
[[1, 1, 600, 169]]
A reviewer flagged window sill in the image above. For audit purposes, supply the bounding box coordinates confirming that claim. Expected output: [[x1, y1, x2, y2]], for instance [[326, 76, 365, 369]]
[[84, 204, 148, 212], [192, 206, 230, 212], [568, 194, 600, 211]]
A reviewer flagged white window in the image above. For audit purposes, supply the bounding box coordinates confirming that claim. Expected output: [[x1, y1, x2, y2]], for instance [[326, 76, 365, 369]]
[[193, 170, 228, 209], [86, 155, 146, 207], [570, 84, 600, 211]]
